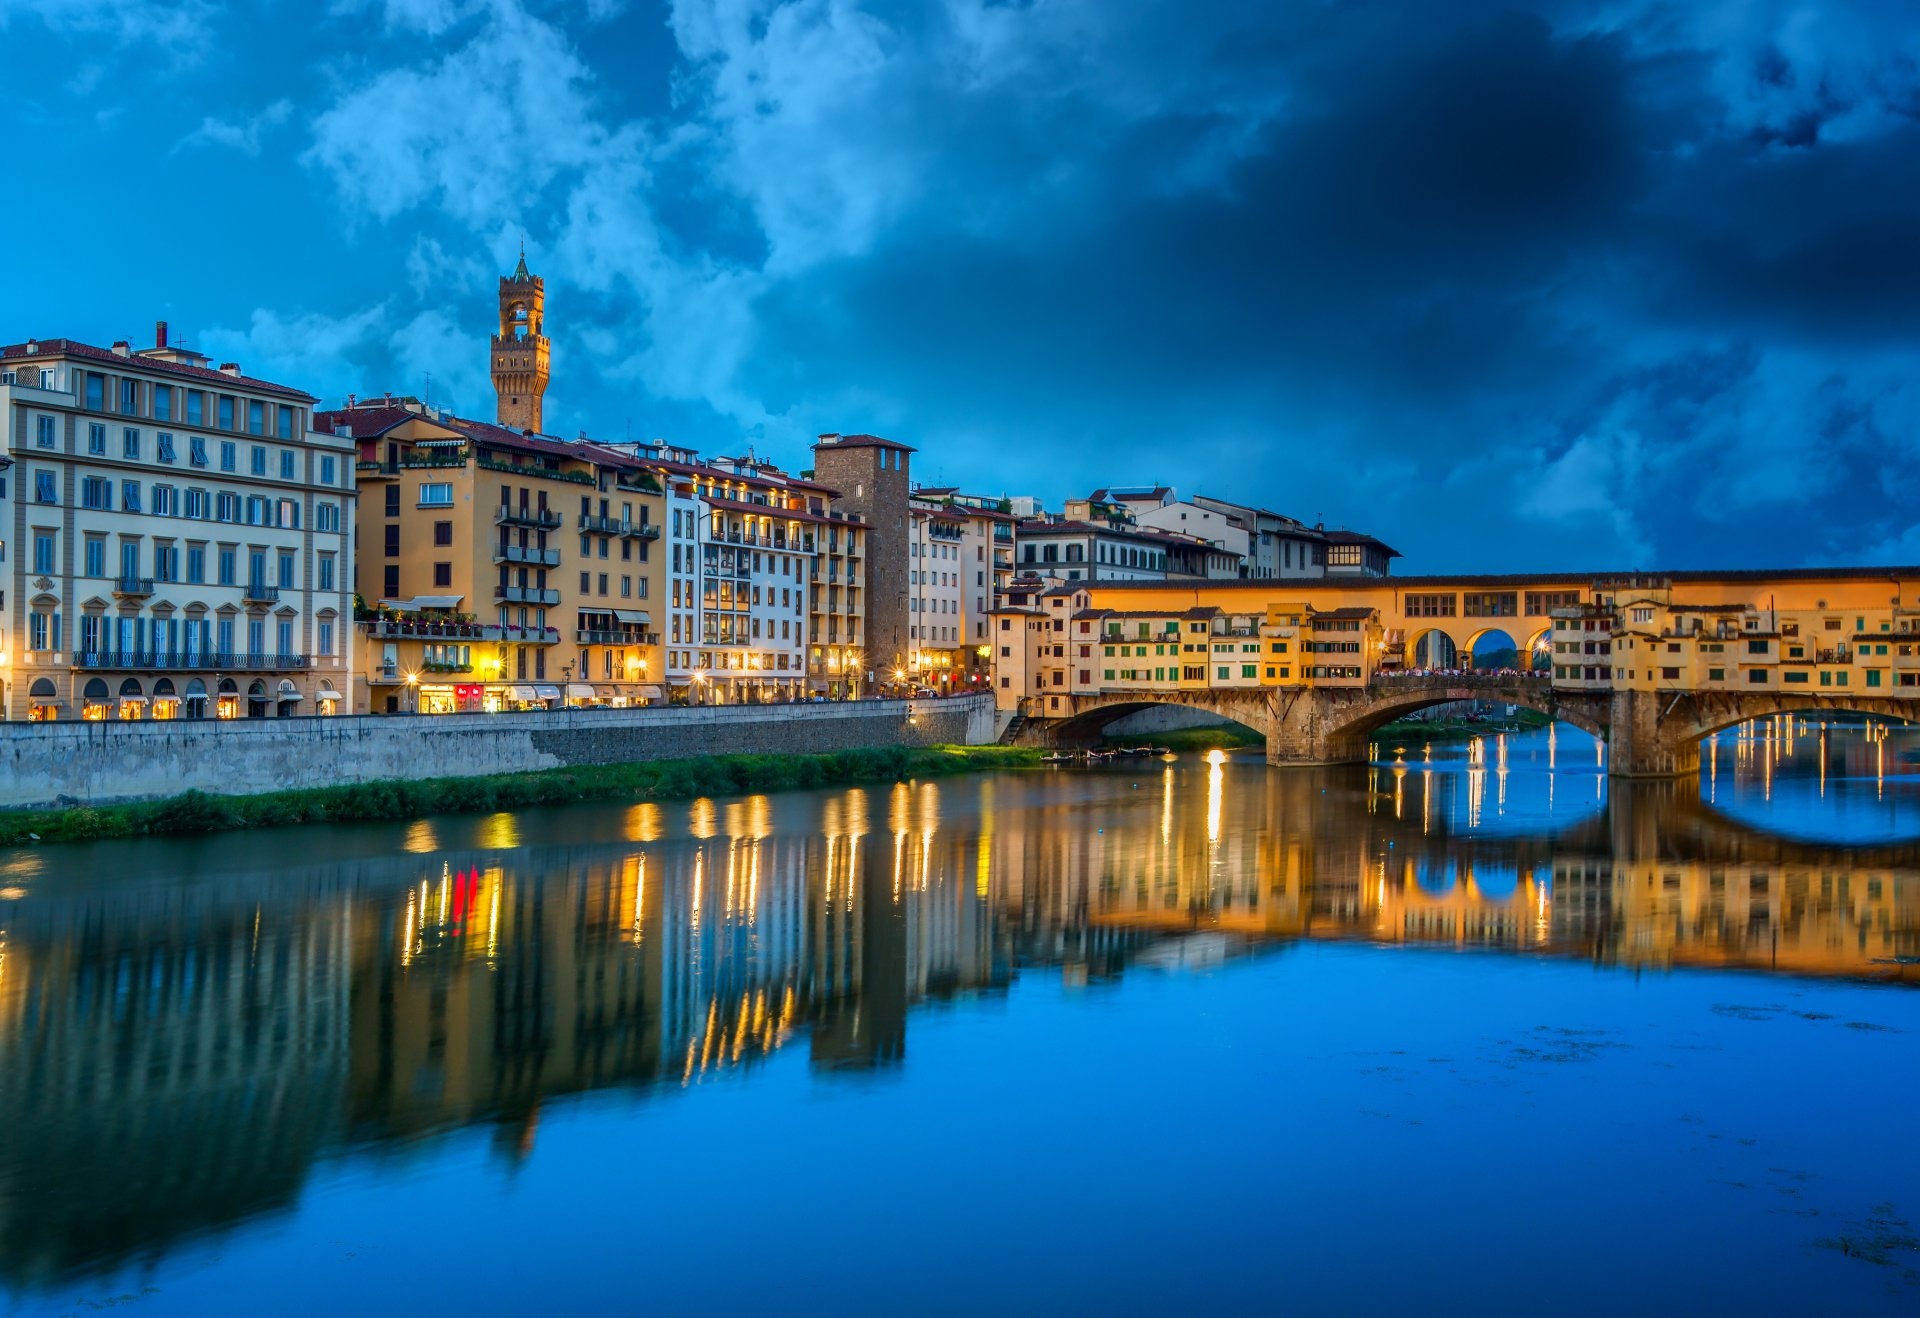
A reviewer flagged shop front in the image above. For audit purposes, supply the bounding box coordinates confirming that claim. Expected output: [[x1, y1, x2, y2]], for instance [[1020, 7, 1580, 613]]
[[28, 677, 63, 722]]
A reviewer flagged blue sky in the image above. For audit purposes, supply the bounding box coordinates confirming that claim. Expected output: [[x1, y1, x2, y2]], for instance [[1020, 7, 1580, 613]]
[[3, 0, 1917, 573]]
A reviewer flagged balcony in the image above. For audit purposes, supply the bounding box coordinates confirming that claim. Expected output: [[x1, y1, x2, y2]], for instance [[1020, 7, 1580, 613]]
[[496, 584, 561, 605], [577, 514, 660, 539], [74, 650, 311, 671], [576, 628, 659, 646], [241, 582, 280, 605], [366, 618, 484, 640], [496, 505, 564, 529], [477, 455, 595, 486], [112, 576, 156, 599], [494, 543, 562, 567]]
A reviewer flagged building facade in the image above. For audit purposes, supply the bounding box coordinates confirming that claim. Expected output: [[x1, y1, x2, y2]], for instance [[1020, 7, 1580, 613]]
[[2, 330, 355, 721], [812, 433, 911, 688]]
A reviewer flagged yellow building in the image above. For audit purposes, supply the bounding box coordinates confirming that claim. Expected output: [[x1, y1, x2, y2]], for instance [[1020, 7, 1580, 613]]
[[323, 398, 664, 713]]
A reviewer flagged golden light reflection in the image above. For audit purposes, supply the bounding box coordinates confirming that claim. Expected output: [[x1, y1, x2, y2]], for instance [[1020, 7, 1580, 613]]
[[479, 812, 520, 851], [690, 797, 717, 839], [401, 820, 439, 854], [625, 802, 663, 843]]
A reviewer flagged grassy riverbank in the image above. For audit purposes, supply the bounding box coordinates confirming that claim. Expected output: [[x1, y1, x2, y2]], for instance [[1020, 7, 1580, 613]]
[[0, 744, 1042, 848], [1373, 709, 1552, 743], [1100, 726, 1265, 752]]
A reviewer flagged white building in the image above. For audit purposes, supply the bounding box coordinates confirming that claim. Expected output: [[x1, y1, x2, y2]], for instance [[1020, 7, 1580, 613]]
[[1, 328, 355, 721]]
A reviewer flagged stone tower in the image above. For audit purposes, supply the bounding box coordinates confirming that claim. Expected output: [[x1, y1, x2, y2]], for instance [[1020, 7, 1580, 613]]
[[812, 433, 914, 688], [490, 251, 550, 433]]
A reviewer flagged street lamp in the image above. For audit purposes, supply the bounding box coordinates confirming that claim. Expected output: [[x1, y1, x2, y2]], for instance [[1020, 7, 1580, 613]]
[[405, 669, 420, 716]]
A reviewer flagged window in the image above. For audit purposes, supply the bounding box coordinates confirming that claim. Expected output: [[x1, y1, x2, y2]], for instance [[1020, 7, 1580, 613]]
[[187, 545, 206, 583], [34, 471, 57, 503], [119, 378, 139, 415], [120, 480, 140, 513], [186, 488, 209, 519], [1747, 669, 1767, 683], [1405, 593, 1456, 618], [33, 532, 55, 574], [318, 554, 336, 590], [1463, 591, 1518, 617], [247, 400, 264, 435], [319, 455, 337, 486], [385, 485, 400, 517], [433, 562, 452, 587], [1524, 591, 1580, 615], [280, 449, 296, 480], [251, 445, 267, 476], [1746, 639, 1769, 655], [277, 498, 300, 530], [81, 476, 112, 510], [157, 431, 176, 463], [318, 620, 334, 656], [278, 551, 296, 588], [418, 482, 453, 507], [218, 396, 235, 431], [220, 440, 236, 471], [216, 491, 239, 522], [155, 544, 178, 581], [187, 391, 204, 425], [276, 405, 294, 440], [190, 436, 209, 467], [276, 619, 293, 656], [88, 423, 107, 455], [154, 384, 173, 421], [218, 546, 237, 586], [384, 565, 400, 597], [35, 415, 56, 448], [84, 374, 105, 410], [384, 525, 400, 557], [433, 520, 453, 546], [84, 537, 105, 577], [123, 427, 140, 459], [316, 502, 340, 533]]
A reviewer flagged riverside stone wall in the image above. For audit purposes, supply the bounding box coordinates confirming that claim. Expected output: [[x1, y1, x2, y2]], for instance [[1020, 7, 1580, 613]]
[[0, 695, 997, 809]]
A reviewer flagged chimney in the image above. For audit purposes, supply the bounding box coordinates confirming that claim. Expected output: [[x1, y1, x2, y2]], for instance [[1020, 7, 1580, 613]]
[[816, 432, 841, 445], [111, 340, 131, 357], [155, 320, 168, 350], [347, 393, 356, 408], [218, 362, 242, 377], [24, 339, 37, 354]]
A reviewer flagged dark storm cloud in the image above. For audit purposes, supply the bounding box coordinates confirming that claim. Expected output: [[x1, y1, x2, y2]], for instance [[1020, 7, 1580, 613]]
[[739, 2, 1920, 569]]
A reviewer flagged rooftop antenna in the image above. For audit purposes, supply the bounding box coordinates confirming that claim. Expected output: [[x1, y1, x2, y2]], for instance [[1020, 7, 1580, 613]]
[[423, 372, 431, 408]]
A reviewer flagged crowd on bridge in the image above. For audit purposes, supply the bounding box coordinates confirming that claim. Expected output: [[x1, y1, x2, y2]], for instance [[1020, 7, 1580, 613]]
[[1375, 667, 1548, 681]]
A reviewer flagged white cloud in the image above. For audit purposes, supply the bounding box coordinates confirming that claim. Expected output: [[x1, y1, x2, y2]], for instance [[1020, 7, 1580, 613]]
[[392, 309, 493, 415], [175, 99, 293, 155], [305, 0, 602, 233], [199, 306, 391, 402], [0, 0, 220, 54]]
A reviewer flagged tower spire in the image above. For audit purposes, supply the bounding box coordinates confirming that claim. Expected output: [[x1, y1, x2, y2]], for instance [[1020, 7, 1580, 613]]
[[490, 254, 549, 432]]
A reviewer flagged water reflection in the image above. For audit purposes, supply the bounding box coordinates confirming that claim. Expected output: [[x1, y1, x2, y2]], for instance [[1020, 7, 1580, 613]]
[[0, 724, 1914, 1291]]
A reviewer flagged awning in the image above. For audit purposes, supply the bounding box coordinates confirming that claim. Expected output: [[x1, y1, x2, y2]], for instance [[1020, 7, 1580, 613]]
[[379, 595, 464, 611], [565, 683, 597, 699], [638, 685, 664, 699], [506, 685, 537, 701], [278, 691, 305, 701], [613, 609, 652, 626], [533, 684, 562, 700], [118, 695, 148, 705], [317, 686, 343, 701], [1385, 629, 1407, 644]]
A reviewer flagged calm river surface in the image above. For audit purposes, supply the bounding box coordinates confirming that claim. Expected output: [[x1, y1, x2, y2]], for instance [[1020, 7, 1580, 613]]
[[2, 721, 1917, 1315]]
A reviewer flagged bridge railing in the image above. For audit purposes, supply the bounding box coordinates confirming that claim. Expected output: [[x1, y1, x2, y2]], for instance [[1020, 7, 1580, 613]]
[[1368, 670, 1551, 693]]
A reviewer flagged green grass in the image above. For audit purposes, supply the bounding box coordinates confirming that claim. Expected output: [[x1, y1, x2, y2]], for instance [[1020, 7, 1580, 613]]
[[1372, 708, 1552, 743], [1100, 725, 1264, 752], [0, 744, 1043, 849]]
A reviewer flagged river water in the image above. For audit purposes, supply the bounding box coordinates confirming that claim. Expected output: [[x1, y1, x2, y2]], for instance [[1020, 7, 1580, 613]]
[[1, 721, 1916, 1315]]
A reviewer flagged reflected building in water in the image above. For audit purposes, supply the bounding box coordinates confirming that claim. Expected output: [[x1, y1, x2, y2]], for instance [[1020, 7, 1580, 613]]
[[0, 735, 1916, 1288]]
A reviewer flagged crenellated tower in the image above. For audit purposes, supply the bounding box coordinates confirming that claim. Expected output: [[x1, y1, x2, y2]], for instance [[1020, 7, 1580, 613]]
[[490, 250, 550, 432]]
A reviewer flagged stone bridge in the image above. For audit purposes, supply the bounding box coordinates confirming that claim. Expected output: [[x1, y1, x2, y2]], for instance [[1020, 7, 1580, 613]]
[[1021, 675, 1913, 777]]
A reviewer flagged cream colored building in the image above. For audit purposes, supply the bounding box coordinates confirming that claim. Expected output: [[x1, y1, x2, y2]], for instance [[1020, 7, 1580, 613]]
[[2, 329, 355, 720]]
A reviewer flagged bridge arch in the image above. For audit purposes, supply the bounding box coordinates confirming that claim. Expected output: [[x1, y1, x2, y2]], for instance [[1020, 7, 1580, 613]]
[[1034, 690, 1275, 747], [1312, 679, 1611, 763], [1462, 626, 1522, 671], [1405, 627, 1459, 669]]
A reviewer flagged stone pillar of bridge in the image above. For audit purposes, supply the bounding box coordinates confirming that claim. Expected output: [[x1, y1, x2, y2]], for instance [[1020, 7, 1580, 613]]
[[1265, 689, 1368, 767], [1606, 688, 1701, 778]]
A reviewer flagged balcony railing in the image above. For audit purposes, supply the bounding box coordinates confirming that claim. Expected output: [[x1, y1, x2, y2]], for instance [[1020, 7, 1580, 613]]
[[478, 456, 595, 485], [365, 617, 485, 640], [496, 585, 561, 605], [241, 582, 280, 604], [112, 576, 155, 599], [74, 651, 312, 671], [495, 505, 564, 529], [576, 628, 660, 646], [494, 543, 562, 567], [578, 514, 660, 539]]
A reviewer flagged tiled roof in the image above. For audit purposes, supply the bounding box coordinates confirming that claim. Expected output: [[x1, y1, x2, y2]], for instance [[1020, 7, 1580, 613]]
[[3, 337, 316, 402], [1320, 529, 1401, 555], [1310, 606, 1376, 620], [700, 492, 863, 528], [312, 405, 442, 439]]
